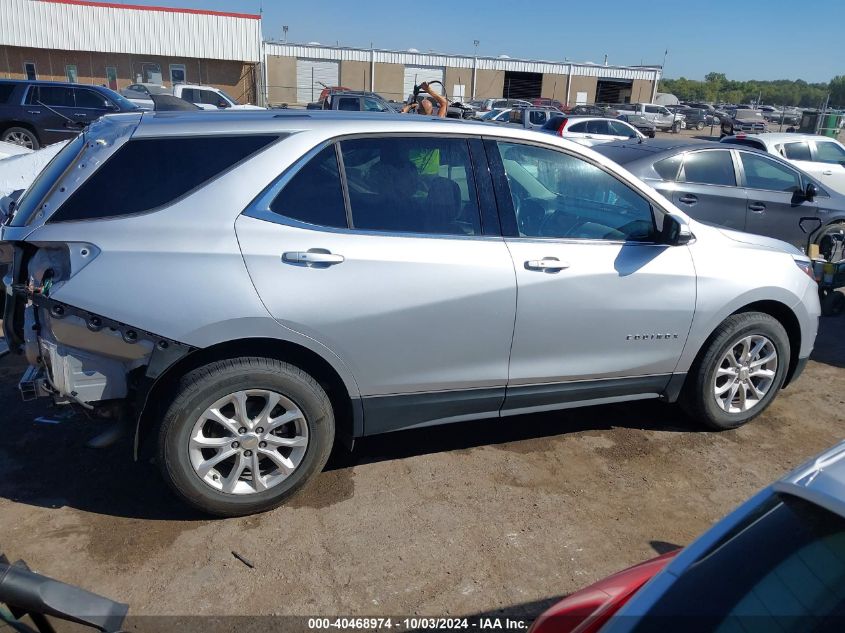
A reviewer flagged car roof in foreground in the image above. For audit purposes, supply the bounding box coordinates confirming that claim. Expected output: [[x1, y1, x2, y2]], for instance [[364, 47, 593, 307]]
[[775, 440, 845, 519]]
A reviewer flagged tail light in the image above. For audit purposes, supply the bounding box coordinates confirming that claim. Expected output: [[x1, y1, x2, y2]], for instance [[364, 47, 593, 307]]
[[529, 550, 679, 633], [557, 118, 569, 136]]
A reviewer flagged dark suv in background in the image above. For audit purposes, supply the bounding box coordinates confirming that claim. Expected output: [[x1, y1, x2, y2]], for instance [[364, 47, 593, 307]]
[[0, 79, 138, 149]]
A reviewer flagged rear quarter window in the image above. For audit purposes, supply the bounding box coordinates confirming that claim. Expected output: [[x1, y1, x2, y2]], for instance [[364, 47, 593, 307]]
[[0, 83, 16, 103], [48, 135, 277, 223]]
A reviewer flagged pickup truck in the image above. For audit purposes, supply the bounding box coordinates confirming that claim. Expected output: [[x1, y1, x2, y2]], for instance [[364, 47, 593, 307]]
[[307, 90, 396, 112], [126, 83, 262, 110], [614, 103, 684, 132]]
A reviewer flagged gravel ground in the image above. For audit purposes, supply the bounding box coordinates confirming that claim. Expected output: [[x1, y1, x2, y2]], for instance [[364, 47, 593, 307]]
[[0, 314, 843, 624]]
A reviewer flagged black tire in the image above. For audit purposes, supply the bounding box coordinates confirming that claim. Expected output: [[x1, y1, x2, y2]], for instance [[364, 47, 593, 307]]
[[681, 312, 790, 430], [1, 126, 40, 150], [696, 121, 705, 130], [821, 291, 845, 317], [157, 357, 335, 517]]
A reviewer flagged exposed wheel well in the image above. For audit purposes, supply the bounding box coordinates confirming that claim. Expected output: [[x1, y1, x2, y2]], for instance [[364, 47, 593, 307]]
[[134, 338, 357, 461], [733, 300, 802, 387]]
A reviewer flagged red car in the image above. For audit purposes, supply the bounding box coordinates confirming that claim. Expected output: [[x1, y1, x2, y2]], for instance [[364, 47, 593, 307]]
[[530, 550, 679, 633]]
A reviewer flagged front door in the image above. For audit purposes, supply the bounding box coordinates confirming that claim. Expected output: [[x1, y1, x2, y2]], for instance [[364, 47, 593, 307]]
[[810, 140, 845, 195], [738, 150, 817, 248], [488, 140, 695, 411], [236, 136, 516, 432]]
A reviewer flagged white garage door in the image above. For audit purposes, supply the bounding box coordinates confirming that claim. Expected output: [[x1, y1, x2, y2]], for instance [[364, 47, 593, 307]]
[[402, 66, 445, 102], [296, 59, 339, 104]]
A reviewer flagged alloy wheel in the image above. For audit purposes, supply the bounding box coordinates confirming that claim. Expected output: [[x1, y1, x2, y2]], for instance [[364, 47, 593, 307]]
[[713, 335, 778, 414], [4, 130, 35, 149], [188, 389, 309, 494]]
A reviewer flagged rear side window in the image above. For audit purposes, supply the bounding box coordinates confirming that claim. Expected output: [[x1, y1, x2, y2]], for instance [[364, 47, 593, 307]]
[[269, 145, 347, 228], [0, 83, 15, 103], [568, 121, 588, 133], [654, 155, 682, 181], [26, 85, 74, 107], [49, 135, 276, 223], [721, 138, 766, 151], [782, 142, 811, 161], [680, 150, 736, 186], [337, 97, 359, 111]]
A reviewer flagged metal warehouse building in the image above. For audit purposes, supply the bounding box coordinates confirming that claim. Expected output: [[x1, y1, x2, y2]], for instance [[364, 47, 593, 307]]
[[0, 0, 262, 104], [264, 43, 661, 107]]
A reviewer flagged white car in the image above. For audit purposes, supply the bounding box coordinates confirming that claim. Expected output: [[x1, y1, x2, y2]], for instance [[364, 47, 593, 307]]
[[720, 133, 845, 195], [477, 108, 513, 122], [126, 83, 263, 111], [542, 115, 644, 146]]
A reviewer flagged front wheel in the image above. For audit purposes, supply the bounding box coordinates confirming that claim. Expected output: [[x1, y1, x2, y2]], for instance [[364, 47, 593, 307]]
[[696, 121, 705, 130], [157, 357, 335, 516], [681, 312, 790, 430]]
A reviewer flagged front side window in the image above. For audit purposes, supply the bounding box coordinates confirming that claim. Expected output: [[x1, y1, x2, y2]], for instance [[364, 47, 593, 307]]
[[74, 88, 110, 109], [608, 120, 637, 137], [340, 137, 481, 236], [337, 97, 359, 111], [815, 142, 845, 165], [363, 97, 388, 112], [567, 121, 588, 133], [644, 105, 659, 114], [269, 145, 347, 229], [50, 135, 277, 223], [679, 150, 736, 186], [497, 142, 655, 241], [740, 153, 801, 192], [782, 142, 811, 161], [199, 90, 223, 106]]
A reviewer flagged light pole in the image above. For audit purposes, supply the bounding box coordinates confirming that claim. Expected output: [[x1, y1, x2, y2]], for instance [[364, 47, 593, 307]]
[[472, 40, 479, 99]]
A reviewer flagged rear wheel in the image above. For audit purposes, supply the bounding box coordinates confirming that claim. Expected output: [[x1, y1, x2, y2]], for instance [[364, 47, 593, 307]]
[[1, 126, 39, 150], [696, 121, 705, 130], [682, 312, 789, 430], [157, 357, 335, 516]]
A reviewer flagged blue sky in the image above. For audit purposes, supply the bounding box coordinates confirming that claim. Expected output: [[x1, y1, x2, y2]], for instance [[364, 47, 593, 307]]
[[117, 0, 839, 83]]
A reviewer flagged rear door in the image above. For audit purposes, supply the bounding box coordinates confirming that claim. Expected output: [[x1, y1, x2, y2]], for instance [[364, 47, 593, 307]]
[[738, 150, 817, 248], [488, 139, 695, 411], [23, 85, 78, 144], [670, 148, 748, 231], [810, 140, 845, 194], [236, 135, 516, 432]]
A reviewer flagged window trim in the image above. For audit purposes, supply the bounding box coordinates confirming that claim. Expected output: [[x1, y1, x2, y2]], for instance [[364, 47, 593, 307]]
[[245, 132, 498, 240], [23, 61, 37, 81], [72, 87, 114, 111], [169, 63, 186, 85], [65, 64, 78, 84], [483, 136, 661, 245], [735, 149, 804, 194], [677, 149, 739, 189]]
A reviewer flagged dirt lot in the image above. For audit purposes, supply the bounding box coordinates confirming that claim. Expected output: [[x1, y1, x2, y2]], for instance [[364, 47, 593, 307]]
[[0, 314, 844, 624]]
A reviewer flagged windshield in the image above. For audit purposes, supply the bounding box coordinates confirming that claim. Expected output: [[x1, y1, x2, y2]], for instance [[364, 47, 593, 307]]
[[480, 109, 505, 120], [217, 89, 238, 105], [10, 134, 85, 227], [106, 89, 140, 111]]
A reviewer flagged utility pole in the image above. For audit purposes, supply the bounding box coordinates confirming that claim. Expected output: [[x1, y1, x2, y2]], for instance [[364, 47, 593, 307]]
[[282, 25, 288, 44], [472, 40, 479, 99]]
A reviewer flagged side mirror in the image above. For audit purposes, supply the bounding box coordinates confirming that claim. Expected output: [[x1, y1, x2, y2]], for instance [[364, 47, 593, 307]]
[[661, 214, 693, 246], [217, 100, 230, 109], [804, 182, 817, 202]]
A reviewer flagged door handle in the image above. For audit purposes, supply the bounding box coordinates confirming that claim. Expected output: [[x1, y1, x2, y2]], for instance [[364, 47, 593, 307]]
[[678, 194, 698, 205], [27, 110, 41, 114], [282, 250, 344, 265], [72, 113, 87, 117], [525, 258, 569, 271], [584, 135, 593, 139], [822, 170, 833, 176], [748, 202, 766, 213]]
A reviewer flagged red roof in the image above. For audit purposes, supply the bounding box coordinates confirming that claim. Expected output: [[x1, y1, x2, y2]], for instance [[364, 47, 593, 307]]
[[41, 0, 261, 20]]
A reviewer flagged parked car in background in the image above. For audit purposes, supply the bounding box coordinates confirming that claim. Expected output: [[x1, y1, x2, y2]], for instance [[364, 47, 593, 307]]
[[307, 90, 394, 113], [506, 106, 564, 130], [472, 98, 532, 114], [676, 107, 717, 130], [477, 108, 512, 122], [566, 104, 618, 118], [0, 79, 138, 149], [721, 108, 767, 136], [531, 98, 564, 110], [531, 440, 845, 633], [127, 83, 262, 111], [594, 138, 843, 249], [120, 83, 170, 100], [720, 133, 845, 195], [758, 105, 801, 126], [541, 115, 643, 146], [0, 111, 818, 515], [615, 103, 684, 132], [617, 114, 656, 138]]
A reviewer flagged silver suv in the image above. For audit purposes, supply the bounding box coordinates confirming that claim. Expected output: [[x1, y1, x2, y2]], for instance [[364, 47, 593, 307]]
[[0, 111, 820, 516]]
